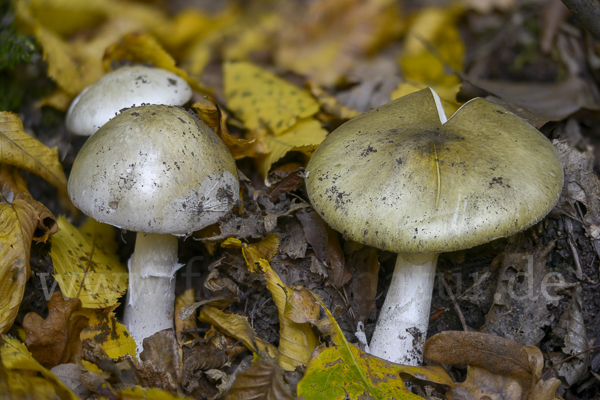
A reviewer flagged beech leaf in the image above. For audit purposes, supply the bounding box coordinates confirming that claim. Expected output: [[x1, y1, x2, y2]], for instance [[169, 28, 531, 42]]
[[50, 216, 128, 309], [23, 292, 89, 369], [225, 360, 295, 400], [298, 293, 455, 400], [79, 306, 138, 360], [0, 112, 67, 192]]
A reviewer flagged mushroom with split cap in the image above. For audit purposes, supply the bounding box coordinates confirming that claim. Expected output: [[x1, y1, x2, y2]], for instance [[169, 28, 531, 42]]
[[66, 65, 193, 136], [305, 88, 564, 365], [68, 104, 239, 352]]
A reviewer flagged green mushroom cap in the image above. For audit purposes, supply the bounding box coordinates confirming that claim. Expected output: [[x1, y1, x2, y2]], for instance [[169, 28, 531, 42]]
[[305, 88, 564, 254]]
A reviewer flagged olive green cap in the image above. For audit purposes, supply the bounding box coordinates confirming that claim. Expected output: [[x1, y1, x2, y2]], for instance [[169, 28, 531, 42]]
[[305, 88, 564, 253], [68, 105, 239, 235]]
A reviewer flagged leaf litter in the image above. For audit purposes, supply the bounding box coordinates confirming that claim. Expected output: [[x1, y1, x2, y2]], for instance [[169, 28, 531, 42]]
[[4, 0, 600, 398]]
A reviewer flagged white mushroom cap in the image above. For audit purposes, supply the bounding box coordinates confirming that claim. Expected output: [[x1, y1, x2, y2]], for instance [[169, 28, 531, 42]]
[[68, 105, 239, 235], [306, 88, 564, 254], [66, 65, 193, 136]]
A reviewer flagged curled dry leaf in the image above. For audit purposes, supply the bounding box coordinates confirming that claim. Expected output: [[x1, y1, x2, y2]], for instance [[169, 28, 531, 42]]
[[192, 99, 258, 160], [23, 292, 89, 369], [175, 289, 198, 342], [1, 335, 80, 400], [259, 259, 318, 371], [284, 286, 321, 325], [424, 331, 561, 400], [225, 360, 295, 400], [0, 165, 57, 333]]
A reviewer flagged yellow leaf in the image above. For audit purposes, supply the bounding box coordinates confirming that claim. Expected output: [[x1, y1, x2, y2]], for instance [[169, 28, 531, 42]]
[[79, 307, 137, 359], [257, 118, 327, 177], [0, 112, 67, 192], [198, 306, 278, 360], [1, 335, 80, 400], [297, 294, 455, 400], [221, 234, 280, 272], [50, 216, 128, 309], [224, 61, 320, 135], [400, 6, 464, 87], [259, 260, 318, 371], [21, 0, 110, 37], [191, 99, 258, 160], [117, 386, 195, 400], [103, 32, 210, 94], [175, 288, 197, 341], [223, 13, 282, 60], [275, 0, 403, 86], [0, 166, 56, 333], [392, 81, 462, 118]]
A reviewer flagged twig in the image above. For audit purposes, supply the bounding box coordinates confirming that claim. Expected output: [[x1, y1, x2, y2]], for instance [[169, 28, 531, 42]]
[[561, 0, 600, 39], [565, 218, 584, 280], [540, 344, 600, 381], [442, 277, 469, 332]]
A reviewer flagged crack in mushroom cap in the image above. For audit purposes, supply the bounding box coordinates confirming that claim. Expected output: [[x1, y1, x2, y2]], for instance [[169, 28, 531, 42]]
[[68, 104, 239, 235], [305, 88, 564, 254], [66, 65, 193, 136]]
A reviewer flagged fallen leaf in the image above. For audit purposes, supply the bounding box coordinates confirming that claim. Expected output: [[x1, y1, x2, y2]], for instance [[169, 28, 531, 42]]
[[50, 216, 128, 309], [256, 118, 327, 177], [275, 0, 403, 86], [0, 165, 53, 333], [221, 234, 280, 272], [79, 306, 137, 360], [307, 82, 362, 121], [139, 330, 180, 390], [259, 260, 319, 371], [284, 286, 321, 325], [0, 112, 68, 192], [103, 32, 210, 94], [198, 306, 279, 360], [1, 335, 80, 400], [552, 284, 589, 386], [296, 209, 351, 288], [175, 289, 197, 342], [192, 99, 258, 160], [347, 246, 380, 325], [23, 292, 89, 369], [400, 6, 464, 88], [117, 386, 195, 400], [298, 293, 455, 400], [225, 360, 295, 400], [223, 61, 320, 135]]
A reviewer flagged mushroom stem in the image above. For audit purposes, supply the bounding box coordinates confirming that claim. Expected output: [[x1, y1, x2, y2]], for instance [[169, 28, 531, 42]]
[[123, 232, 181, 352], [369, 253, 439, 365]]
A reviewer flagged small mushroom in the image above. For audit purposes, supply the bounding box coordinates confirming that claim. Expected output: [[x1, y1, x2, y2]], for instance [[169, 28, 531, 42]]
[[305, 88, 564, 365], [66, 65, 192, 136], [68, 104, 239, 351]]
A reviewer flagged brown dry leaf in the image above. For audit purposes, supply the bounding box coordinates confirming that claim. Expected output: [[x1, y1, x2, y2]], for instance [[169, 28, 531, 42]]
[[0, 165, 57, 334], [284, 286, 321, 325], [296, 209, 351, 288], [347, 246, 380, 325], [424, 331, 560, 399], [103, 32, 210, 94], [225, 360, 295, 400], [23, 292, 89, 369], [191, 99, 258, 160], [259, 259, 318, 371], [275, 0, 403, 86], [139, 330, 181, 390], [0, 112, 67, 193], [482, 242, 559, 346], [221, 234, 280, 273]]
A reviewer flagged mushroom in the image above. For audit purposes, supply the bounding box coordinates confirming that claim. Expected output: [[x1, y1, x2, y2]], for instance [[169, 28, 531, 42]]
[[68, 104, 239, 350], [66, 65, 192, 136], [305, 88, 564, 365]]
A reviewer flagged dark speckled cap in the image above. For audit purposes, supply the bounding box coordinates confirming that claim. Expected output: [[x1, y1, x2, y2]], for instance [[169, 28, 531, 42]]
[[305, 88, 564, 254], [68, 105, 239, 235]]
